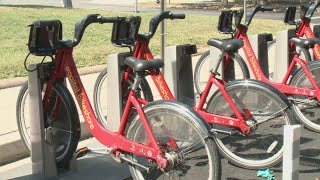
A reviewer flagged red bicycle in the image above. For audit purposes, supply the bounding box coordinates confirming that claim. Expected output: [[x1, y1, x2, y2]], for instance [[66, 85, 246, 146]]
[[93, 11, 295, 168], [17, 14, 221, 179], [194, 6, 320, 132], [268, 0, 320, 62]]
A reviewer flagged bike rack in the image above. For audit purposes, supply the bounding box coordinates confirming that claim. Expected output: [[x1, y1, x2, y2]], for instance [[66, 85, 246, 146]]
[[28, 52, 131, 177], [28, 63, 77, 178], [272, 29, 296, 82], [164, 44, 197, 106], [106, 52, 130, 131], [283, 125, 301, 180]]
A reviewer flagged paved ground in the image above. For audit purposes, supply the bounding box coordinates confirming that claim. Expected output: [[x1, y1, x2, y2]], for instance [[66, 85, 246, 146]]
[[0, 132, 320, 180]]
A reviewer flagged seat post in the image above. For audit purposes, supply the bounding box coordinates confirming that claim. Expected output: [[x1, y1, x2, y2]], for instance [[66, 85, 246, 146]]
[[211, 53, 224, 75], [131, 72, 145, 92]]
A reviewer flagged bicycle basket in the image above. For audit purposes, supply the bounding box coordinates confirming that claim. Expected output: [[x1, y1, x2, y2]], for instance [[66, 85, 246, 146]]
[[28, 20, 62, 56], [284, 6, 296, 25], [218, 10, 233, 34], [111, 16, 141, 47]]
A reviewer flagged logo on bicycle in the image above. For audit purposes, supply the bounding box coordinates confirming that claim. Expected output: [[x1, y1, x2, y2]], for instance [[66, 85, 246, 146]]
[[243, 38, 262, 80], [305, 28, 320, 59], [143, 53, 171, 100], [66, 66, 94, 129], [144, 53, 150, 60], [156, 76, 170, 99]]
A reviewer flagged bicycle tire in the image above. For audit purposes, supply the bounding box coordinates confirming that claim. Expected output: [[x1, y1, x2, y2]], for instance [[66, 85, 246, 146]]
[[16, 82, 31, 151], [194, 50, 250, 95], [127, 100, 221, 180], [93, 68, 154, 128], [207, 80, 294, 169], [289, 61, 320, 132], [16, 81, 80, 166]]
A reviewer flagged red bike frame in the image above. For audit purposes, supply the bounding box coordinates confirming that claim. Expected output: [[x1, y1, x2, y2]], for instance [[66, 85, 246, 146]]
[[42, 47, 173, 169], [292, 15, 320, 59], [235, 26, 320, 100], [131, 39, 251, 134]]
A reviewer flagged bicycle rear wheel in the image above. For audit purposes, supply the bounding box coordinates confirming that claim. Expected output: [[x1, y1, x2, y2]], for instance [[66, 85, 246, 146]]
[[194, 51, 249, 95], [93, 68, 153, 128], [207, 80, 294, 169], [127, 100, 221, 180], [289, 61, 320, 132], [16, 81, 80, 166]]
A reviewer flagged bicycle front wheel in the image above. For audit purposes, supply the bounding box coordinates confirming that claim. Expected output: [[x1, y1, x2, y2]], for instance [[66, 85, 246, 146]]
[[207, 80, 294, 169], [289, 61, 320, 132], [16, 81, 80, 166], [93, 68, 153, 128], [127, 100, 221, 180], [194, 51, 249, 95]]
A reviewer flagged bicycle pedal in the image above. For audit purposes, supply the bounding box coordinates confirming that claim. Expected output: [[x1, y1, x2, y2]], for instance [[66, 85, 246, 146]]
[[74, 147, 90, 159]]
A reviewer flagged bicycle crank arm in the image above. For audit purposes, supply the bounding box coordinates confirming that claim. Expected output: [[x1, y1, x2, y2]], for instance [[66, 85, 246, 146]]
[[211, 128, 235, 135], [119, 154, 152, 173], [74, 147, 113, 159]]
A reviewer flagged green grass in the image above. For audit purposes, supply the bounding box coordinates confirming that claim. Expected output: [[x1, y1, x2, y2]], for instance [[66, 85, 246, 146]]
[[0, 5, 290, 79]]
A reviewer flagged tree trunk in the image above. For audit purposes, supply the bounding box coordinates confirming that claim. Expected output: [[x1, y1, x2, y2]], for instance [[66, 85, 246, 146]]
[[63, 0, 73, 8]]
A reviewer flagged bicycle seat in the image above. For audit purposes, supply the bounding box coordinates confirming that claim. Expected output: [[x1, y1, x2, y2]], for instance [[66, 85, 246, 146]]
[[124, 57, 164, 72], [289, 37, 320, 48], [207, 38, 244, 52]]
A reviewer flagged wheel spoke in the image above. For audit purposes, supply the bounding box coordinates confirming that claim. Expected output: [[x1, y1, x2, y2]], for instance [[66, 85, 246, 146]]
[[252, 107, 288, 126]]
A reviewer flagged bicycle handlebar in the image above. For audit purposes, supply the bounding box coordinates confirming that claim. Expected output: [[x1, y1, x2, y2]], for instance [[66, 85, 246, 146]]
[[263, 8, 273, 12], [303, 0, 320, 20], [72, 14, 140, 47], [169, 13, 185, 19], [244, 5, 274, 26], [139, 11, 185, 40]]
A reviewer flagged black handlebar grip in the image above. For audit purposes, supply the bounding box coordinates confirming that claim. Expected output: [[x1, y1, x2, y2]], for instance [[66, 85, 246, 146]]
[[169, 13, 185, 19], [98, 16, 119, 23]]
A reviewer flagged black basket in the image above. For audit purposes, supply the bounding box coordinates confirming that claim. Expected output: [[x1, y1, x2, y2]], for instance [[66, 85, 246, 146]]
[[218, 10, 234, 34], [284, 6, 297, 25], [28, 20, 62, 56], [111, 16, 141, 47]]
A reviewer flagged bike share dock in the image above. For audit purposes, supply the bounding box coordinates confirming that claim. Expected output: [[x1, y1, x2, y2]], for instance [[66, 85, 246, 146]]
[[1, 46, 320, 179]]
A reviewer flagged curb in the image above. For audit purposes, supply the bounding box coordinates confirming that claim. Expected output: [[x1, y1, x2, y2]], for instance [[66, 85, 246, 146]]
[[0, 120, 92, 166]]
